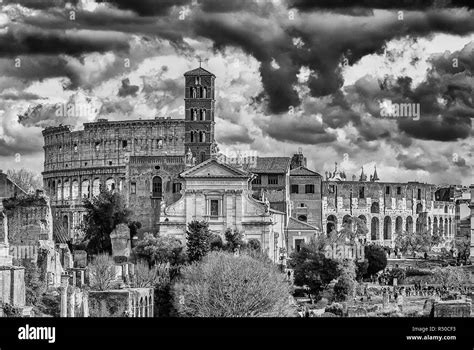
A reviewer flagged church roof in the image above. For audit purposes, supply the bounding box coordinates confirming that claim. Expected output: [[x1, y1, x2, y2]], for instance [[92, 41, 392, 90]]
[[184, 67, 215, 77], [287, 217, 320, 231], [290, 166, 321, 177], [180, 158, 250, 178], [242, 157, 291, 174]]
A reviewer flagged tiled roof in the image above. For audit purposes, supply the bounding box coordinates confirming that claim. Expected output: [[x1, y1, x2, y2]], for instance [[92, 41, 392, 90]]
[[180, 158, 250, 178], [287, 217, 320, 231], [184, 67, 215, 76], [243, 157, 291, 174], [290, 166, 321, 177]]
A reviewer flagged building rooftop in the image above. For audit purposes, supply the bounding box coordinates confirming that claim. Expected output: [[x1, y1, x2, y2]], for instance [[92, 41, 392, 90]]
[[290, 166, 321, 177], [243, 157, 291, 174], [184, 67, 215, 77]]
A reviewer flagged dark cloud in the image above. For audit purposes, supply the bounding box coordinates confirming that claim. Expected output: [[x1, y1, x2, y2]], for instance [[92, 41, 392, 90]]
[[289, 0, 474, 10], [0, 91, 41, 100], [96, 0, 189, 17], [118, 78, 139, 97]]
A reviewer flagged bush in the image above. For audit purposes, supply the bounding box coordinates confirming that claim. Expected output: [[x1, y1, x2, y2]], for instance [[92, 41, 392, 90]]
[[173, 251, 294, 317], [88, 254, 117, 291], [388, 268, 406, 285], [134, 261, 170, 288], [405, 268, 432, 277], [325, 303, 344, 317], [132, 233, 185, 266], [23, 260, 46, 306], [210, 234, 224, 251], [2, 303, 22, 317], [247, 238, 261, 251]]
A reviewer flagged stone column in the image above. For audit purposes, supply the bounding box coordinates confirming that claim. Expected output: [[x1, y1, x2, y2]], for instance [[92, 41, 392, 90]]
[[60, 274, 69, 317], [67, 286, 75, 318]]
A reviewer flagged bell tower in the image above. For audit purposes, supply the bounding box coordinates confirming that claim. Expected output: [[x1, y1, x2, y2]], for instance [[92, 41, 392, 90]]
[[184, 63, 215, 164]]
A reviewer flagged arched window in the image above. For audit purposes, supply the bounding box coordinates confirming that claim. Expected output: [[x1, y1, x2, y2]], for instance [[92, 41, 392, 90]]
[[191, 87, 196, 98], [203, 87, 207, 98], [92, 178, 100, 197], [357, 215, 367, 233], [383, 216, 391, 240], [190, 131, 195, 143], [199, 86, 203, 98], [200, 109, 206, 120], [371, 217, 379, 240], [63, 215, 69, 235], [405, 216, 413, 234], [395, 216, 403, 234], [199, 131, 206, 143], [57, 181, 62, 200], [200, 152, 206, 163], [81, 180, 90, 198], [326, 215, 337, 236], [71, 180, 79, 200], [298, 215, 307, 222], [433, 217, 438, 235], [444, 205, 448, 213], [444, 219, 448, 236], [370, 202, 379, 213], [416, 203, 423, 214], [51, 181, 56, 195], [106, 178, 115, 191], [152, 176, 162, 198], [63, 181, 70, 200]]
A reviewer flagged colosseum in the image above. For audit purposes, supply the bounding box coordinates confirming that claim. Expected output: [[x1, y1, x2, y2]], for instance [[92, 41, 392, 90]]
[[322, 164, 456, 248], [42, 67, 217, 239]]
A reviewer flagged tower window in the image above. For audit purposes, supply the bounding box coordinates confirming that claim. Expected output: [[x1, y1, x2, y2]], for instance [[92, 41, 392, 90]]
[[122, 140, 127, 148], [385, 186, 390, 195], [417, 188, 421, 200], [359, 186, 365, 199], [74, 144, 78, 152], [195, 76, 200, 85], [130, 182, 136, 194], [397, 186, 401, 195], [305, 184, 315, 194], [152, 177, 162, 198], [199, 131, 206, 143], [190, 131, 195, 143]]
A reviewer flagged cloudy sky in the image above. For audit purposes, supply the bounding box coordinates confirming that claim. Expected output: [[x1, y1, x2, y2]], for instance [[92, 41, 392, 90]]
[[0, 0, 472, 186]]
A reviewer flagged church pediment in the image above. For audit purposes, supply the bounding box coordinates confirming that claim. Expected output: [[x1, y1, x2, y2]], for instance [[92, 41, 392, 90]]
[[181, 159, 249, 178]]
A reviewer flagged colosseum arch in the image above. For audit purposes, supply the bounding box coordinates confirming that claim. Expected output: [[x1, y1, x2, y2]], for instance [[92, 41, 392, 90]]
[[444, 218, 448, 236], [405, 216, 413, 233], [105, 178, 115, 191], [448, 218, 452, 236], [57, 180, 62, 200], [433, 217, 438, 234], [72, 180, 79, 200], [326, 215, 337, 236], [81, 180, 90, 198], [342, 214, 352, 231], [92, 178, 100, 197], [370, 202, 379, 213], [395, 216, 403, 234], [63, 180, 70, 200], [371, 217, 379, 241], [383, 216, 391, 240]]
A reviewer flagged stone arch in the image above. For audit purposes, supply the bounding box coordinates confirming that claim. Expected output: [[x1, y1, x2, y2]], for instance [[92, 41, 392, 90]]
[[92, 178, 100, 197], [326, 215, 337, 236], [62, 214, 69, 235], [81, 180, 90, 198], [148, 295, 153, 317], [357, 215, 367, 234], [406, 216, 413, 234], [71, 180, 79, 200], [105, 178, 115, 191], [57, 180, 62, 200], [140, 297, 145, 318], [342, 214, 352, 231], [63, 180, 70, 200], [370, 202, 379, 214], [383, 216, 391, 240], [371, 217, 379, 241], [444, 205, 448, 213], [444, 218, 448, 236], [395, 216, 403, 234], [449, 218, 452, 236]]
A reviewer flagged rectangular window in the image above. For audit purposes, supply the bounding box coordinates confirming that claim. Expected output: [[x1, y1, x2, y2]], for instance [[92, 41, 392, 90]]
[[397, 186, 401, 195], [328, 184, 335, 194], [295, 239, 305, 252], [385, 186, 390, 195], [268, 175, 278, 185], [291, 184, 299, 194], [359, 186, 365, 199], [210, 199, 219, 217], [122, 140, 127, 148], [173, 183, 182, 193], [417, 189, 421, 200], [130, 182, 136, 194], [252, 175, 261, 185], [305, 184, 314, 194]]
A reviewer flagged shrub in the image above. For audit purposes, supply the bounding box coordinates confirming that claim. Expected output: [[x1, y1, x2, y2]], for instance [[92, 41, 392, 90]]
[[247, 238, 262, 251], [88, 253, 117, 291], [132, 233, 185, 266], [186, 220, 212, 262], [224, 228, 245, 252], [388, 268, 406, 285], [23, 260, 46, 306], [405, 268, 432, 277], [2, 303, 22, 317], [134, 261, 171, 288], [325, 303, 344, 317], [173, 251, 294, 317], [210, 234, 224, 251]]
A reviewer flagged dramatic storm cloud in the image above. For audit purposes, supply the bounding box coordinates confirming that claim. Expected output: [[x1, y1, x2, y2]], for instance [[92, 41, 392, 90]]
[[0, 0, 472, 185]]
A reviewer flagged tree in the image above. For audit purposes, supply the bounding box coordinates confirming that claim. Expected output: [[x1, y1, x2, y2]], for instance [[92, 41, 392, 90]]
[[224, 228, 245, 252], [210, 234, 224, 251], [173, 251, 294, 317], [455, 233, 470, 264], [81, 188, 133, 255], [247, 238, 261, 251], [395, 229, 445, 256], [333, 259, 357, 302], [432, 266, 470, 289], [132, 233, 185, 266], [364, 244, 387, 277], [7, 168, 42, 193], [288, 239, 341, 302], [88, 254, 116, 291], [134, 261, 170, 288], [186, 220, 212, 263], [337, 216, 369, 244]]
